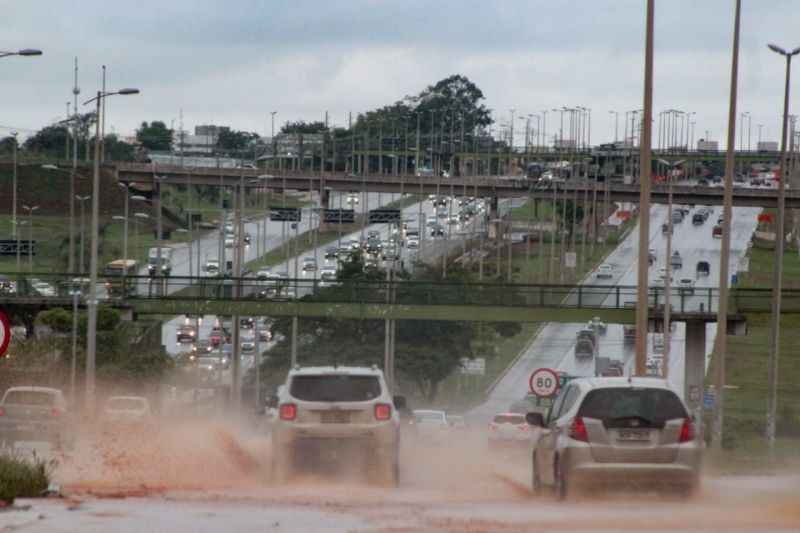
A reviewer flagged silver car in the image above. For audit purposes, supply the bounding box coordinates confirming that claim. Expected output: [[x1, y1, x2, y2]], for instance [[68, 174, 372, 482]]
[[527, 377, 701, 499]]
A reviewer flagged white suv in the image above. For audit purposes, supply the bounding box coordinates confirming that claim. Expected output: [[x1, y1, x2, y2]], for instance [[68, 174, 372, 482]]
[[269, 366, 405, 486]]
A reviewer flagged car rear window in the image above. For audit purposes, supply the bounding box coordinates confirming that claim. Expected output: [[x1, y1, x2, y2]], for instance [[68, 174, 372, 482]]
[[3, 391, 56, 406], [107, 398, 146, 410], [290, 375, 382, 402], [493, 414, 525, 424], [577, 387, 687, 424]]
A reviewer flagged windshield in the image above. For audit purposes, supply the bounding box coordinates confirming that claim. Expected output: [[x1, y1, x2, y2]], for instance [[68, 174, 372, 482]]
[[290, 375, 382, 402], [577, 387, 687, 424], [106, 398, 147, 410], [3, 390, 56, 406]]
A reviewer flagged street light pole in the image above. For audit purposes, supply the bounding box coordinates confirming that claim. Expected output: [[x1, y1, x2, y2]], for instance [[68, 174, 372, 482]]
[[23, 205, 39, 272], [635, 0, 655, 377], [766, 41, 800, 451], [76, 195, 90, 274], [712, 0, 742, 450], [83, 87, 139, 412], [11, 132, 18, 241]]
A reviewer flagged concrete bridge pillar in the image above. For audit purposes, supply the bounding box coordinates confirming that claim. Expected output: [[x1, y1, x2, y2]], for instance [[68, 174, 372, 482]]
[[683, 320, 706, 412]]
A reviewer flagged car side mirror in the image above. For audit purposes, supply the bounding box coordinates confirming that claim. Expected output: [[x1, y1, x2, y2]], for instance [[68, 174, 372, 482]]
[[265, 395, 279, 409], [525, 412, 545, 427], [393, 395, 407, 410]]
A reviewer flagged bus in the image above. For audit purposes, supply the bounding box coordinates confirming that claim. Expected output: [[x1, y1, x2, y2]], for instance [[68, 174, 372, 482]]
[[104, 259, 139, 297]]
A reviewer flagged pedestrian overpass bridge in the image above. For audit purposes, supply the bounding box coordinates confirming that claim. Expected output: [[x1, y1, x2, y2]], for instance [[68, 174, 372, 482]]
[[1, 274, 795, 328]]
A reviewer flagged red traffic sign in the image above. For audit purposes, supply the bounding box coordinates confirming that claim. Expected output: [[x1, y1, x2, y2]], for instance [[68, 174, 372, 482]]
[[529, 367, 559, 397], [0, 309, 10, 358]]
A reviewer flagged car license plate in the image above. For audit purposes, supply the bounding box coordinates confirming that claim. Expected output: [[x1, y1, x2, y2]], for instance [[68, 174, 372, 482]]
[[617, 429, 650, 441], [321, 411, 349, 424]]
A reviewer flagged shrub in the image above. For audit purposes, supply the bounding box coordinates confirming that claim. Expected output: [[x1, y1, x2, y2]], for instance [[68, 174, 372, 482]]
[[0, 454, 52, 504]]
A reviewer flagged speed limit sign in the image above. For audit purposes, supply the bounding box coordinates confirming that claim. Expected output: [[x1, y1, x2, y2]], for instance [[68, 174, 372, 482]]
[[0, 309, 10, 359], [529, 367, 559, 397]]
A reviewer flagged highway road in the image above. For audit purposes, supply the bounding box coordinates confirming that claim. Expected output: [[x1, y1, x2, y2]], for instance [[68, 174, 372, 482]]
[[473, 200, 760, 421]]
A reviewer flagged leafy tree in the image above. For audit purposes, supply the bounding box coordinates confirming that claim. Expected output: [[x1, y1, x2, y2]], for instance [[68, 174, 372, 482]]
[[216, 128, 260, 151], [280, 121, 327, 134], [22, 125, 69, 153], [136, 121, 172, 151], [101, 134, 136, 161], [556, 199, 585, 239]]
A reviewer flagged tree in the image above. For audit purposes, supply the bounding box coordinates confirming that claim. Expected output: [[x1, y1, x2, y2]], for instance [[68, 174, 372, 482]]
[[101, 134, 136, 161], [22, 125, 69, 154], [556, 199, 585, 239], [136, 121, 172, 151], [280, 121, 327, 134], [216, 128, 260, 151]]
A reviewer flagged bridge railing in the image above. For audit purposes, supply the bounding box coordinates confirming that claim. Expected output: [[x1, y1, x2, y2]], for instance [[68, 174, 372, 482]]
[[1, 272, 794, 314]]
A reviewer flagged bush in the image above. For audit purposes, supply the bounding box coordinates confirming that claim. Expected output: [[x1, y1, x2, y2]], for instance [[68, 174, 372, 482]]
[[37, 308, 72, 334], [0, 454, 52, 504]]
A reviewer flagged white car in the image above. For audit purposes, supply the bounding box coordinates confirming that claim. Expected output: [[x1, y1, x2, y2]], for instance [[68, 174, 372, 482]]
[[302, 257, 317, 272], [406, 238, 420, 250], [595, 264, 614, 280], [319, 266, 338, 287], [412, 409, 449, 442], [205, 260, 221, 275], [269, 366, 404, 485], [31, 281, 56, 297], [488, 413, 530, 448]]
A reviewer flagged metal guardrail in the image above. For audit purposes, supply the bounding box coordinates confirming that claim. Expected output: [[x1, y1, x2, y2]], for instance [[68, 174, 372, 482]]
[[2, 273, 798, 314]]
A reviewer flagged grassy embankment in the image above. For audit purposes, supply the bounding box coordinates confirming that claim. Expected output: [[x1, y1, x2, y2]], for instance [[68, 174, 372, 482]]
[[705, 232, 800, 471]]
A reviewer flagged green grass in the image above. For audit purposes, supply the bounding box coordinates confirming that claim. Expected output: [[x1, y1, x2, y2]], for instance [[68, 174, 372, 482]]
[[509, 198, 555, 222], [0, 214, 193, 274], [0, 454, 52, 504], [706, 235, 800, 454]]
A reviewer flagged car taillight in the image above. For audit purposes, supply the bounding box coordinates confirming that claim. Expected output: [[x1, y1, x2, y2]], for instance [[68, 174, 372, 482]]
[[279, 403, 296, 421], [0, 407, 4, 417], [52, 407, 61, 417], [374, 403, 392, 421], [569, 417, 589, 442], [679, 418, 695, 443]]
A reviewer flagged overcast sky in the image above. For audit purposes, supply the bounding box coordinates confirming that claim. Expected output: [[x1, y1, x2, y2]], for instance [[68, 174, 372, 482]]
[[2, 0, 799, 147]]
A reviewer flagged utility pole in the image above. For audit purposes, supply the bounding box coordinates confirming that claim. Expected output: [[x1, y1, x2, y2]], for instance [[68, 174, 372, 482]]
[[766, 40, 800, 451], [635, 0, 655, 377], [69, 57, 80, 274], [713, 0, 742, 450]]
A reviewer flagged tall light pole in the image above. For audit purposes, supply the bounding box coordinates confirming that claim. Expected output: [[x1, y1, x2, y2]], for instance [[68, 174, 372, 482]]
[[635, 0, 655, 377], [22, 205, 39, 272], [271, 111, 278, 171], [10, 132, 18, 241], [766, 41, 800, 451], [712, 0, 742, 451], [75, 195, 91, 274], [82, 86, 140, 412], [117, 183, 130, 265]]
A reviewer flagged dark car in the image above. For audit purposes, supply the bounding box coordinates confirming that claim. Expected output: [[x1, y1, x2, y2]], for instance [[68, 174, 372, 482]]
[[177, 324, 197, 343]]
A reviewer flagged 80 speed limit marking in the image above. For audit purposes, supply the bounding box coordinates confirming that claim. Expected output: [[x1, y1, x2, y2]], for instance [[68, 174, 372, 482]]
[[529, 367, 559, 397]]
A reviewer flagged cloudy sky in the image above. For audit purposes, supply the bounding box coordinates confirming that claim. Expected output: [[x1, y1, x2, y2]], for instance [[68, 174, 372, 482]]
[[2, 0, 798, 148]]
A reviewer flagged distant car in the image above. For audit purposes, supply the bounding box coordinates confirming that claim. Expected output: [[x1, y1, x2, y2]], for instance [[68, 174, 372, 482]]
[[346, 193, 359, 204], [412, 410, 449, 441], [406, 238, 420, 250], [205, 260, 221, 275], [194, 339, 214, 355], [256, 268, 272, 280], [317, 265, 337, 287], [588, 316, 607, 334], [177, 324, 197, 343], [324, 247, 338, 261], [302, 257, 318, 272], [692, 213, 705, 226], [648, 249, 656, 265], [678, 278, 695, 295], [527, 377, 701, 499], [349, 239, 361, 251], [575, 329, 596, 358], [241, 338, 256, 354], [102, 396, 152, 425], [430, 225, 445, 237], [712, 225, 723, 238], [595, 264, 614, 279], [671, 251, 682, 269], [488, 413, 530, 448], [696, 261, 711, 277], [661, 223, 672, 235]]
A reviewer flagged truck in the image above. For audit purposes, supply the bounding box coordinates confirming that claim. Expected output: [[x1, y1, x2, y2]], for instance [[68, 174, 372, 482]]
[[147, 247, 173, 276]]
